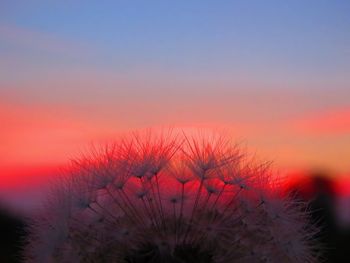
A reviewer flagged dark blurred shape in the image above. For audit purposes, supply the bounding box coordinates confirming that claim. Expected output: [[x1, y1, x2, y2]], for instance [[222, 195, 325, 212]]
[[308, 173, 338, 262], [0, 205, 27, 263], [288, 171, 350, 263]]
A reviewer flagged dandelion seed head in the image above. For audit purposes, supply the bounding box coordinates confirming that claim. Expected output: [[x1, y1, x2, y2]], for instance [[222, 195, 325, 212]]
[[26, 130, 319, 263]]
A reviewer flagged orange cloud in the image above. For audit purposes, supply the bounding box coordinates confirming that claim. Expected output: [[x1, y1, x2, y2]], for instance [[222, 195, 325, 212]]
[[0, 102, 108, 167]]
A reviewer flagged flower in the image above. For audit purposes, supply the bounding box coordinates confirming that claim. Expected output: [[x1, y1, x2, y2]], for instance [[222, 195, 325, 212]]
[[26, 130, 318, 263]]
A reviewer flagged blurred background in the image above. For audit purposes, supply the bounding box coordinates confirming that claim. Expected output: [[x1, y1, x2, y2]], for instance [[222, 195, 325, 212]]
[[0, 1, 349, 262]]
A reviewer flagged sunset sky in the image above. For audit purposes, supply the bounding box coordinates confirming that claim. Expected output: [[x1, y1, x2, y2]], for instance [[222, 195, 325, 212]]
[[1, 1, 350, 208]]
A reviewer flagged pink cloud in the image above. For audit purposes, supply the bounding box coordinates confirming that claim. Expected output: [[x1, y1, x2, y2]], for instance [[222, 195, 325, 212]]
[[0, 24, 88, 54], [291, 108, 350, 135]]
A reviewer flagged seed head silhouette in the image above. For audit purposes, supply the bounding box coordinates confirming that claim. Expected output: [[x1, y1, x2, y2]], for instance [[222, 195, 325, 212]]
[[26, 130, 318, 262]]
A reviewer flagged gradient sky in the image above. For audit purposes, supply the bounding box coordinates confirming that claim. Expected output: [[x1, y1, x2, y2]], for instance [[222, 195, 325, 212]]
[[1, 1, 350, 208]]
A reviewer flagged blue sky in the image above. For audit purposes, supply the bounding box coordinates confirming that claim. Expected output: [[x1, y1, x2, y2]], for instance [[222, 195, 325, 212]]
[[1, 1, 349, 78]]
